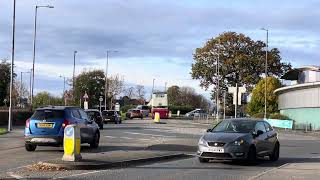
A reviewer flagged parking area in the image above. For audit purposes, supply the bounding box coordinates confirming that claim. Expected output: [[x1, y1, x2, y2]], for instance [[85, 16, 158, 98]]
[[1, 119, 320, 179]]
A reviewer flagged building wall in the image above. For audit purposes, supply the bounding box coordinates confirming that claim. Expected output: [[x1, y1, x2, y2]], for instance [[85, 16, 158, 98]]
[[276, 82, 320, 130], [281, 108, 320, 130]]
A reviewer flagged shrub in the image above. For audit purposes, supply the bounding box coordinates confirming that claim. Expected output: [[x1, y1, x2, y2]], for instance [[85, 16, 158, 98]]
[[120, 105, 136, 113], [269, 113, 290, 120]]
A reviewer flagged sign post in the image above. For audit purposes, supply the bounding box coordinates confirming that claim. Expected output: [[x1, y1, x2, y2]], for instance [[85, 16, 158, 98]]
[[62, 125, 82, 161], [99, 96, 103, 112], [83, 92, 89, 110]]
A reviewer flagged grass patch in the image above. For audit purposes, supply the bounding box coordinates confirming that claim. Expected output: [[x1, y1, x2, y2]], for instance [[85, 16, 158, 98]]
[[0, 128, 8, 135]]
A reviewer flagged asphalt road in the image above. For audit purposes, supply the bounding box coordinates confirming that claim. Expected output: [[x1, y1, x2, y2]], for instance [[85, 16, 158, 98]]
[[1, 119, 320, 179]]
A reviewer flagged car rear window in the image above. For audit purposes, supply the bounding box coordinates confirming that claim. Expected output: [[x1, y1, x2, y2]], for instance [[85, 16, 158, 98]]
[[31, 110, 65, 120], [132, 110, 140, 113], [103, 111, 115, 116]]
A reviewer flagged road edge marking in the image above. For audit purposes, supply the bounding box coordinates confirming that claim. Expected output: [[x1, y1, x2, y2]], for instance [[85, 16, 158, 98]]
[[248, 163, 290, 180], [7, 172, 25, 180]]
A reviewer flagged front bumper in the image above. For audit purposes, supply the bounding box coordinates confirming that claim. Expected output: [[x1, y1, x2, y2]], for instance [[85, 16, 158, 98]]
[[197, 144, 250, 160], [25, 136, 63, 146]]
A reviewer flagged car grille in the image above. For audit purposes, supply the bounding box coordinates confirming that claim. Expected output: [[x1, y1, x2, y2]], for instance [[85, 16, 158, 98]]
[[201, 152, 232, 158], [207, 142, 226, 147]]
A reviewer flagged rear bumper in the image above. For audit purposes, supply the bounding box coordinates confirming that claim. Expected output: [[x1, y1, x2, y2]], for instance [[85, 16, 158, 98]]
[[25, 136, 63, 146]]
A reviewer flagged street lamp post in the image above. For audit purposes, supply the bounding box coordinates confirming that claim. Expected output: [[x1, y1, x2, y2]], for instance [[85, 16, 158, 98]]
[[261, 28, 269, 120], [73, 50, 77, 97], [104, 50, 118, 110], [59, 75, 66, 105], [20, 71, 31, 105], [152, 78, 155, 93], [8, 0, 16, 132], [30, 5, 54, 106]]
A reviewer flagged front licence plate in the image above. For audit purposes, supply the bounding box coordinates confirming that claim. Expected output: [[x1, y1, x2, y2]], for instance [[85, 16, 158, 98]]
[[37, 123, 53, 128], [208, 147, 224, 153]]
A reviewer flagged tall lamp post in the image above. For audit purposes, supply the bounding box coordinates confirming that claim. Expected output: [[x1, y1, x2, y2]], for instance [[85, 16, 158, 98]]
[[20, 71, 31, 105], [31, 5, 54, 106], [59, 75, 66, 105], [8, 0, 16, 131], [104, 50, 118, 110], [73, 50, 77, 97], [261, 28, 269, 120]]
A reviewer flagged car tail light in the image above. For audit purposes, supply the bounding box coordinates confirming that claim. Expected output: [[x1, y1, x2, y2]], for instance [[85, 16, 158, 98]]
[[26, 118, 30, 128], [62, 119, 70, 128]]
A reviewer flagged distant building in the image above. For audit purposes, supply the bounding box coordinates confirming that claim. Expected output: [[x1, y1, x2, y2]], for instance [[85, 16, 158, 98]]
[[275, 66, 320, 129]]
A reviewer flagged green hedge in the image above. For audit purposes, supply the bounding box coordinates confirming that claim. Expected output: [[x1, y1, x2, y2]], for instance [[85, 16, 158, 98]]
[[251, 112, 290, 120]]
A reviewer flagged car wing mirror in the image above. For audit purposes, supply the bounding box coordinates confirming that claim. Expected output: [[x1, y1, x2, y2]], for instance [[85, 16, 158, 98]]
[[253, 130, 263, 137], [206, 129, 211, 132]]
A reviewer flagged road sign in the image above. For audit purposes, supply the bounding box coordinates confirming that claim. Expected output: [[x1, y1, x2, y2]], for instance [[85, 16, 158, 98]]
[[228, 86, 246, 105], [83, 92, 89, 100], [115, 102, 120, 111], [99, 96, 103, 102], [62, 125, 82, 161]]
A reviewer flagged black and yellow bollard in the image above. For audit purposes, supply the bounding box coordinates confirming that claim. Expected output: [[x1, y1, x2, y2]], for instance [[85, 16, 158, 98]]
[[62, 124, 82, 161]]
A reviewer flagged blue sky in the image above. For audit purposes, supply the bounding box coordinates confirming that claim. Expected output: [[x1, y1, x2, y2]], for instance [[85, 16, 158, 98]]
[[1, 0, 320, 99]]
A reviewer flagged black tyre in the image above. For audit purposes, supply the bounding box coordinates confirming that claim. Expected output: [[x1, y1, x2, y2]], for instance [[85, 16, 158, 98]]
[[269, 143, 280, 161], [90, 132, 100, 148], [198, 157, 209, 163], [246, 146, 257, 164], [25, 143, 37, 151]]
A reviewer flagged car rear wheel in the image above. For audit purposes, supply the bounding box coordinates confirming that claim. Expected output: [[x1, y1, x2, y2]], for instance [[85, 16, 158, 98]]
[[90, 132, 100, 148], [269, 143, 280, 161], [198, 157, 209, 163], [25, 143, 37, 151], [246, 146, 257, 164]]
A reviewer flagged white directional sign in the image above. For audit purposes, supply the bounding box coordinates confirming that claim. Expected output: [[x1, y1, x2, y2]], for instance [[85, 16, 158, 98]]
[[228, 86, 246, 105]]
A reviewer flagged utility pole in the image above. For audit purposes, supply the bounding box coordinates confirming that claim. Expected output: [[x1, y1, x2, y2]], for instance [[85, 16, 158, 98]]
[[223, 91, 226, 120], [31, 5, 54, 105], [8, 0, 16, 132], [104, 50, 118, 110], [261, 28, 269, 119], [164, 82, 167, 92], [235, 83, 238, 118], [73, 50, 77, 98]]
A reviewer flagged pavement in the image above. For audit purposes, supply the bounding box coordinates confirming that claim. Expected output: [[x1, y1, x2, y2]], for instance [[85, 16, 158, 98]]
[[1, 119, 320, 179]]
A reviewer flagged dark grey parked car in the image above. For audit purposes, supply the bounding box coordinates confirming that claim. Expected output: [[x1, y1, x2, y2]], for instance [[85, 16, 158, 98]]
[[197, 119, 279, 163]]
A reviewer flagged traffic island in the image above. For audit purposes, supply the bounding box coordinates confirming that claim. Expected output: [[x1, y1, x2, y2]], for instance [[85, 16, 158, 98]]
[[38, 150, 191, 170]]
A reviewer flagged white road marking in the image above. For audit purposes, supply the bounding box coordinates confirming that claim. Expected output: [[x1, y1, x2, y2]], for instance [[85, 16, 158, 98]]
[[7, 172, 25, 179], [123, 132, 176, 138], [104, 135, 150, 141], [54, 169, 124, 179], [248, 163, 290, 180]]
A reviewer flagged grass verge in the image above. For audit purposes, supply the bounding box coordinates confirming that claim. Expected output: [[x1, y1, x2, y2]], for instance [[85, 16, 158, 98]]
[[0, 127, 8, 135]]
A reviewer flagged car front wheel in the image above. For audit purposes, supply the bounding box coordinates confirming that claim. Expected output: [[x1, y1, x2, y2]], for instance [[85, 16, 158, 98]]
[[269, 143, 280, 161], [246, 146, 257, 164], [90, 132, 100, 148], [25, 143, 37, 151]]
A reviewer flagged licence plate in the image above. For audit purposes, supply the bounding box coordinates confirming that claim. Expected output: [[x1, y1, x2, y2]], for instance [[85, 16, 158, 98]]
[[208, 147, 224, 153], [37, 123, 53, 128]]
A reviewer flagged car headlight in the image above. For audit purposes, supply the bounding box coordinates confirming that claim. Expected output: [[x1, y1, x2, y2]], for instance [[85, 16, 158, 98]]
[[198, 138, 207, 146], [233, 139, 245, 146]]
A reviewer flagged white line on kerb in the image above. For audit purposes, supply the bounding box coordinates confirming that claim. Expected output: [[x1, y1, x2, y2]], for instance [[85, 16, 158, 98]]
[[248, 163, 290, 180], [7, 172, 25, 179]]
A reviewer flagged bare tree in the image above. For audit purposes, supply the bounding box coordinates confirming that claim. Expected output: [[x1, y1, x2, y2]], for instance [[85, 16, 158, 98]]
[[135, 85, 145, 100], [108, 74, 124, 108], [124, 87, 136, 99]]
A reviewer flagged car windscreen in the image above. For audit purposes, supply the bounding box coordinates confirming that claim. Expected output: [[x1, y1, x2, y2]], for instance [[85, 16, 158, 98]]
[[212, 120, 256, 133], [86, 111, 98, 118], [102, 111, 114, 116], [31, 110, 65, 120]]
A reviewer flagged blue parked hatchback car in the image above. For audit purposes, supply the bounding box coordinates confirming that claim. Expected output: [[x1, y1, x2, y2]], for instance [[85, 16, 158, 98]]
[[25, 106, 100, 151]]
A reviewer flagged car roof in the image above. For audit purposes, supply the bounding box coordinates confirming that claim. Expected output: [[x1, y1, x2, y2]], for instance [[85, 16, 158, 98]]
[[85, 109, 100, 112], [36, 106, 78, 111], [225, 118, 265, 122]]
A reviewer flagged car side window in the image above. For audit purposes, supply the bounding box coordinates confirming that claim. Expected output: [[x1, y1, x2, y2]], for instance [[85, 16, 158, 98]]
[[71, 109, 81, 119], [78, 109, 89, 120], [255, 122, 267, 133], [264, 122, 273, 132]]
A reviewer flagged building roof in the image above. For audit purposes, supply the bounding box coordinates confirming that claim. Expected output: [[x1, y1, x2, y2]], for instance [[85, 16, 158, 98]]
[[281, 65, 320, 80]]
